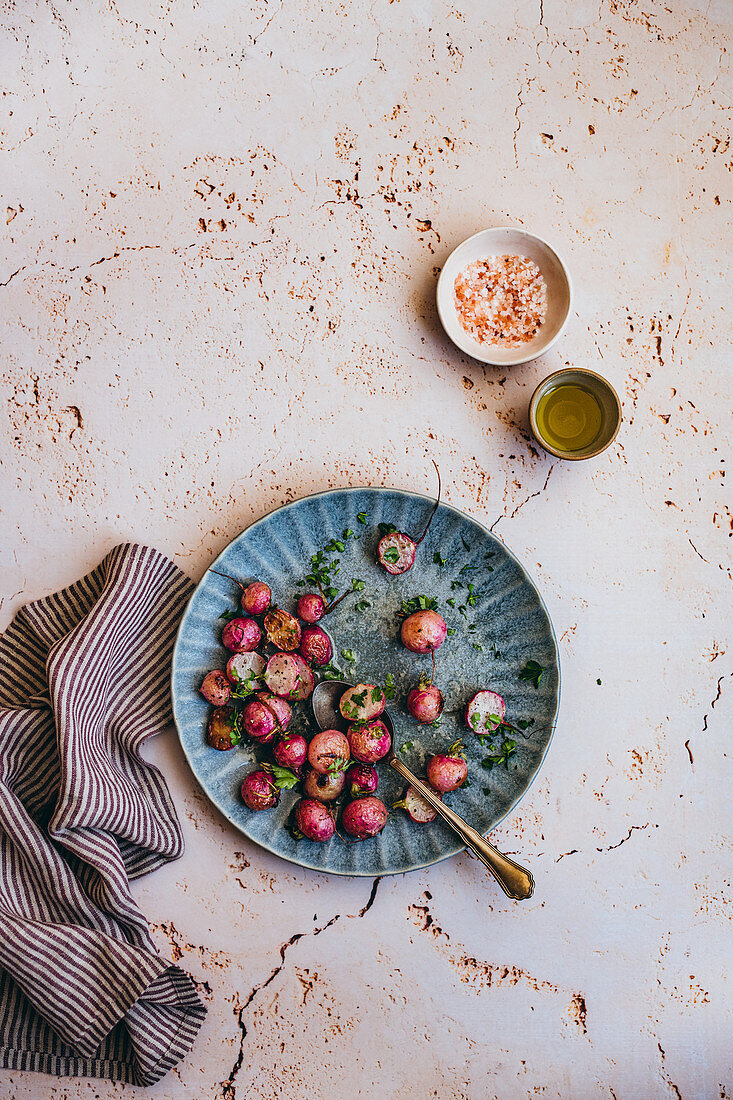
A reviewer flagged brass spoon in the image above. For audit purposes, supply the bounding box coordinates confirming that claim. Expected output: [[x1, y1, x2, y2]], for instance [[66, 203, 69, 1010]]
[[311, 680, 534, 900]]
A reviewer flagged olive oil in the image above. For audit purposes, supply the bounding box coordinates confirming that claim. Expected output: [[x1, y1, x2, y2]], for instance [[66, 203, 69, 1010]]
[[534, 382, 603, 453]]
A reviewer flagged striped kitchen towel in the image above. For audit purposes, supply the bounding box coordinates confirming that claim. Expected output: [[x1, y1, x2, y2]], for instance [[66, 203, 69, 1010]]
[[0, 543, 206, 1085]]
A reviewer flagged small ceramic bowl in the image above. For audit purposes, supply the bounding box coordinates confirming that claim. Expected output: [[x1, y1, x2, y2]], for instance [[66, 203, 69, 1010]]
[[529, 367, 622, 460], [436, 226, 572, 366]]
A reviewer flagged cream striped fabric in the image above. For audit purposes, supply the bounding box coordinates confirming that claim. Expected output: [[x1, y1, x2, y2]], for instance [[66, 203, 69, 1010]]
[[0, 544, 205, 1085]]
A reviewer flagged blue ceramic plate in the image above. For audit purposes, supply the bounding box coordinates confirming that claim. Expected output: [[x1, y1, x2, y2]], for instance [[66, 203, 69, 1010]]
[[171, 488, 560, 876]]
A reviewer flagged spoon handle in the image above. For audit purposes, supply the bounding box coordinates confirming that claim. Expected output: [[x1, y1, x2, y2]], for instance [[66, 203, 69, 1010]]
[[389, 757, 534, 900]]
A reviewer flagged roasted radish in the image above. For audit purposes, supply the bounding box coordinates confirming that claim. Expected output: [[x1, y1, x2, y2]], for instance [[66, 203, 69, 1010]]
[[303, 767, 347, 803], [226, 651, 265, 686], [407, 682, 444, 723], [293, 799, 335, 842], [200, 670, 232, 706], [297, 593, 326, 623], [264, 608, 302, 651], [401, 610, 447, 654], [342, 796, 389, 839], [376, 461, 441, 575], [289, 654, 316, 701], [222, 616, 262, 653], [299, 625, 333, 667], [345, 762, 379, 799], [339, 683, 386, 724], [465, 690, 506, 735], [426, 740, 467, 793], [393, 785, 441, 823], [241, 699, 278, 743], [273, 733, 308, 772], [347, 719, 391, 764], [263, 653, 302, 698], [210, 570, 272, 616], [254, 691, 292, 730], [308, 729, 350, 774], [207, 706, 238, 750], [241, 769, 280, 810]]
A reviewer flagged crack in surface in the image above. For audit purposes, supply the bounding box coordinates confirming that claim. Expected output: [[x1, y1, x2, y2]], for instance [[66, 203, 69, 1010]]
[[597, 822, 657, 852], [221, 878, 381, 1099], [513, 77, 534, 167], [554, 823, 658, 861], [657, 1041, 683, 1099]]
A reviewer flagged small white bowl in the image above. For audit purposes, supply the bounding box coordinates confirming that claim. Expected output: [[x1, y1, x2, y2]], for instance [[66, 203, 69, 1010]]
[[436, 226, 572, 366]]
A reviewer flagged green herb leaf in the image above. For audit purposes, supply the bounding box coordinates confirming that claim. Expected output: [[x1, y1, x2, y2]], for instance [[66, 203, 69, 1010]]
[[447, 627, 456, 636], [271, 765, 300, 790], [400, 741, 414, 753], [519, 660, 547, 689], [354, 600, 371, 612], [433, 551, 447, 568], [357, 512, 368, 525], [378, 522, 398, 536], [343, 528, 354, 540], [447, 597, 456, 608], [219, 610, 239, 622], [596, 678, 602, 685], [341, 649, 357, 664], [383, 672, 396, 700], [383, 547, 400, 564], [352, 578, 365, 591], [459, 564, 478, 574], [461, 535, 471, 551]]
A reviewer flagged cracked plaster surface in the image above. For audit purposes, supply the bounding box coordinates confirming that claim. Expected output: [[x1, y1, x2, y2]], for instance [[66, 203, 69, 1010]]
[[0, 0, 731, 1097]]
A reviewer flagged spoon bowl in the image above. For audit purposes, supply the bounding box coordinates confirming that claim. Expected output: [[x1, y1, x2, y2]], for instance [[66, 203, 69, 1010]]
[[311, 680, 535, 900]]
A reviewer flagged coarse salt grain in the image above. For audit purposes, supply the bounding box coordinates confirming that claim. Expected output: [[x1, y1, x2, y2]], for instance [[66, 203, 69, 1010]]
[[454, 254, 547, 347]]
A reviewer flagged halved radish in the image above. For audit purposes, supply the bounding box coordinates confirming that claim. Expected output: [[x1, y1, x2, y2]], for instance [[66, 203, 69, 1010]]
[[393, 785, 441, 823], [289, 654, 316, 702], [264, 608, 302, 651], [264, 653, 302, 697], [226, 651, 266, 685], [254, 692, 292, 731], [339, 683, 386, 724], [465, 690, 506, 735], [377, 532, 417, 575]]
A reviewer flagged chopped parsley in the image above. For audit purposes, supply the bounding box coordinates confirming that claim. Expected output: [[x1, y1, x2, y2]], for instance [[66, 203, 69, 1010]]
[[354, 599, 371, 612], [383, 547, 400, 565], [341, 649, 357, 664], [320, 662, 344, 681], [378, 522, 398, 536], [400, 741, 414, 753], [352, 578, 365, 591], [433, 551, 447, 568], [357, 512, 368, 525], [481, 737, 517, 771], [383, 672, 396, 699], [219, 609, 239, 622], [399, 595, 438, 617]]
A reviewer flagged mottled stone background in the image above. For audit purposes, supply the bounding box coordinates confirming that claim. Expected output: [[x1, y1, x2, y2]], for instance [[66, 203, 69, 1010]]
[[1, 1, 731, 1097]]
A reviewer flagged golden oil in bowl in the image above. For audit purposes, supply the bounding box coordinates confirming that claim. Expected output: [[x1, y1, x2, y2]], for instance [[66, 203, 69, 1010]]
[[534, 383, 603, 452], [529, 368, 621, 460]]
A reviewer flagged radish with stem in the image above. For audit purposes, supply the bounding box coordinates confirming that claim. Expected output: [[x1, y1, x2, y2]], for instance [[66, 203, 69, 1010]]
[[377, 460, 441, 575]]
